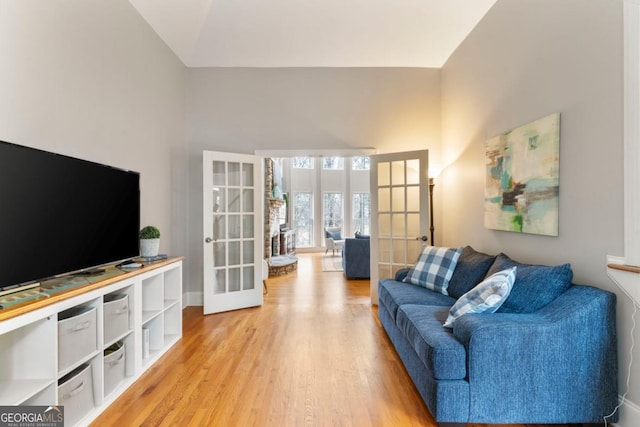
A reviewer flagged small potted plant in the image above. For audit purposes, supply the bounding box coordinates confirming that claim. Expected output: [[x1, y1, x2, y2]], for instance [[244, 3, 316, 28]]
[[139, 225, 160, 257]]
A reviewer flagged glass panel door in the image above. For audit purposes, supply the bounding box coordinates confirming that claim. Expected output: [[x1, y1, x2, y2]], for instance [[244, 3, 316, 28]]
[[370, 150, 429, 304], [203, 151, 263, 314]]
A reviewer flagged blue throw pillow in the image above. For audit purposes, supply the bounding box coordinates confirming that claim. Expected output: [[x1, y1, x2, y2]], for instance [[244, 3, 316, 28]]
[[403, 246, 463, 295], [326, 230, 342, 240], [443, 267, 516, 328], [447, 246, 496, 299], [486, 253, 573, 313]]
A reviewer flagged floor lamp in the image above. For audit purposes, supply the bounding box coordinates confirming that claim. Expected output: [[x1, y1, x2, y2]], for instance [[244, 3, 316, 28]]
[[428, 167, 441, 246], [429, 177, 435, 246]]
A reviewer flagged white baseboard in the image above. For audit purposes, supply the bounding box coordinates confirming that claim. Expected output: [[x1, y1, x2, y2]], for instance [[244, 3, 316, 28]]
[[184, 291, 203, 307], [611, 396, 640, 426]]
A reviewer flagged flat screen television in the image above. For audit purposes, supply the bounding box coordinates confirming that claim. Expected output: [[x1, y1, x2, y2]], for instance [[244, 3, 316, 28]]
[[0, 140, 140, 294]]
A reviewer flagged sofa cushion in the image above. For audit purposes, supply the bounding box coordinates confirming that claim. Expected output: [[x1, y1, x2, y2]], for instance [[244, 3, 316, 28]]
[[487, 253, 573, 313], [379, 279, 455, 319], [447, 246, 497, 299], [443, 267, 516, 328], [354, 231, 370, 239], [396, 304, 467, 380], [403, 246, 463, 295]]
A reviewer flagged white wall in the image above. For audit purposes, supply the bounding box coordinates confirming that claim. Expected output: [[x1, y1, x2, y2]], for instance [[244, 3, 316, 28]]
[[441, 0, 632, 415], [0, 0, 188, 261], [7, 1, 625, 412], [186, 67, 441, 299]]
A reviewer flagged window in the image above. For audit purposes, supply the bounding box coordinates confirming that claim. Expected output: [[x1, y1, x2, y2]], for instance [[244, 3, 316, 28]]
[[352, 156, 370, 171], [353, 193, 371, 235], [322, 157, 344, 170], [292, 157, 313, 169], [323, 193, 343, 228], [293, 192, 313, 247], [288, 155, 371, 247]]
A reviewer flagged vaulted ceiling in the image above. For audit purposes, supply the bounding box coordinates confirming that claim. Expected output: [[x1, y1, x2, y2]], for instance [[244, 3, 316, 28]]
[[128, 0, 497, 68]]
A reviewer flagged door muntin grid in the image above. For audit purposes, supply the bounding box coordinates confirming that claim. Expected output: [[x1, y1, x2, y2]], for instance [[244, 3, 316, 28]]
[[211, 160, 256, 294], [376, 158, 423, 280]]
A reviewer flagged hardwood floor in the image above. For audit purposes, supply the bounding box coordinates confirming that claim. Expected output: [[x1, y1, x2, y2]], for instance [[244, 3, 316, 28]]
[[92, 254, 599, 427]]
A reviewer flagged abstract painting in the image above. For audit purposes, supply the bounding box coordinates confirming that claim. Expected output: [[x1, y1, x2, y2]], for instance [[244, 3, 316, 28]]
[[485, 113, 560, 236]]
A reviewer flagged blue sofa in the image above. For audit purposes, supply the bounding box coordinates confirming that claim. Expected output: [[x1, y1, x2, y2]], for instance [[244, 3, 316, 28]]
[[378, 246, 618, 424], [342, 235, 370, 279]]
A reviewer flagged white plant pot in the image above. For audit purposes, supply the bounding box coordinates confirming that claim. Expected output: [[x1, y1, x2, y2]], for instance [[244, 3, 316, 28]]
[[140, 238, 160, 257]]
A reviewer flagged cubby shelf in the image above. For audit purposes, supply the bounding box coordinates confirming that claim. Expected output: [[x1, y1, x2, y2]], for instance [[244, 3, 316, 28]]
[[0, 258, 183, 427], [0, 379, 55, 406], [142, 310, 163, 324]]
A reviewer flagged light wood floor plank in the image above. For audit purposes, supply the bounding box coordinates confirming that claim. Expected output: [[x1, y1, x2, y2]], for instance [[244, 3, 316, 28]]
[[92, 253, 589, 427]]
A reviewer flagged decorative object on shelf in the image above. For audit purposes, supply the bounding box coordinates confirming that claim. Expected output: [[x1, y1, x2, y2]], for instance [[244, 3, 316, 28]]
[[139, 225, 160, 257], [59, 363, 94, 426], [272, 183, 283, 199], [137, 254, 168, 262], [485, 113, 560, 236], [142, 327, 150, 360], [104, 341, 126, 396]]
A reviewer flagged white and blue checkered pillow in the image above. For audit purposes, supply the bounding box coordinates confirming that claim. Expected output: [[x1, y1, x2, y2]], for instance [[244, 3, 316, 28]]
[[443, 267, 517, 328], [403, 246, 463, 295]]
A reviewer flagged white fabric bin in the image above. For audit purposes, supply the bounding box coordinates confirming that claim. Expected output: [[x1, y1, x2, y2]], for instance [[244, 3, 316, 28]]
[[58, 363, 94, 426], [103, 293, 129, 344], [58, 306, 97, 371], [104, 342, 125, 396]]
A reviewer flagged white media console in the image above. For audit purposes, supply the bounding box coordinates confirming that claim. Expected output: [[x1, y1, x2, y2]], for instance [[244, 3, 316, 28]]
[[0, 257, 183, 426]]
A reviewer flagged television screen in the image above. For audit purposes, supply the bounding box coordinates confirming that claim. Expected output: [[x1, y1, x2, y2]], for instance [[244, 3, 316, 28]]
[[0, 140, 140, 292]]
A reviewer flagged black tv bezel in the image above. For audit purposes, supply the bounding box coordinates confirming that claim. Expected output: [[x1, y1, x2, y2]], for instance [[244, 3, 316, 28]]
[[0, 140, 141, 294]]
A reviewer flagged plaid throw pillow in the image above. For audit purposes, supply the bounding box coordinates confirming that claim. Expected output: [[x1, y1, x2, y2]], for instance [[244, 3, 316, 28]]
[[443, 267, 517, 328], [403, 246, 463, 295]]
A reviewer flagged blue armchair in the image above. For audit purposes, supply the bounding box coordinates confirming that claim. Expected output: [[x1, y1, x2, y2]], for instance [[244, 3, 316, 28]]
[[342, 237, 370, 279]]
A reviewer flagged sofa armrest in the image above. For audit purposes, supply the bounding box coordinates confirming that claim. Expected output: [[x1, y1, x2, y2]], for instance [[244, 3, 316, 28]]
[[453, 285, 618, 423], [343, 238, 370, 279]]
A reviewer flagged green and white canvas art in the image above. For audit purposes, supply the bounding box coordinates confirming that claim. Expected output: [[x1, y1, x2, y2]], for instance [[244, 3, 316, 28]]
[[484, 113, 560, 236]]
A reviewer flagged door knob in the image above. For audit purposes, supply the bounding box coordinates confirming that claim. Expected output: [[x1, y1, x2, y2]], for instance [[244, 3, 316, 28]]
[[205, 237, 213, 243], [416, 236, 428, 242]]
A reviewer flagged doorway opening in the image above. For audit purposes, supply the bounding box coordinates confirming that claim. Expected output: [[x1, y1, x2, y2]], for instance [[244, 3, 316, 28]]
[[263, 154, 373, 280]]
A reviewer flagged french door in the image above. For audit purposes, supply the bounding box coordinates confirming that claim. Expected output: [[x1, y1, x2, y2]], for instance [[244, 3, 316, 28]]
[[370, 150, 430, 304], [203, 151, 263, 315]]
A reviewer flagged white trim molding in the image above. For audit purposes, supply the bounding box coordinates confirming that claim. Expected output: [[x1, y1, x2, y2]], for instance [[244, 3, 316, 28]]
[[608, 255, 640, 305], [185, 291, 204, 306], [625, 0, 640, 266], [611, 394, 640, 427]]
